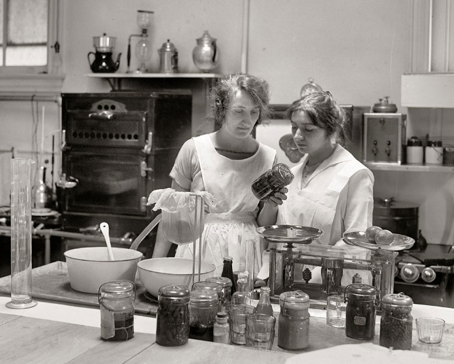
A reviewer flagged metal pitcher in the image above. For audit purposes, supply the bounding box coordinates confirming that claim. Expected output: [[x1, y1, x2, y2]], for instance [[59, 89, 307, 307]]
[[192, 30, 219, 72], [158, 39, 178, 73]]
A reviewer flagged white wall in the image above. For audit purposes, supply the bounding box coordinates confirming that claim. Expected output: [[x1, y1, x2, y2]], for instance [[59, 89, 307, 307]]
[[1, 0, 453, 245]]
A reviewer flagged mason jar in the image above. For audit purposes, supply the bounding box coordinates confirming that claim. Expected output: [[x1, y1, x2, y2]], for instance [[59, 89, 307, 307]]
[[156, 285, 190, 346], [206, 276, 232, 312], [380, 293, 413, 350], [345, 284, 378, 340], [98, 280, 136, 341], [189, 289, 219, 341], [278, 291, 310, 350]]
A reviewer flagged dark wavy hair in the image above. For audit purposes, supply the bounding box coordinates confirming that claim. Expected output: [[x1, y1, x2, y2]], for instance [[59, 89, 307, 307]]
[[211, 73, 270, 129], [285, 91, 349, 146]]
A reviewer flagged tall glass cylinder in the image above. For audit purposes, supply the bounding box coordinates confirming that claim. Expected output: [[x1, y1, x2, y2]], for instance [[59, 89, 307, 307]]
[[7, 159, 37, 309]]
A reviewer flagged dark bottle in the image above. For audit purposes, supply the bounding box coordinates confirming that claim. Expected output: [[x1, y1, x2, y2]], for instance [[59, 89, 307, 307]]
[[256, 286, 274, 316], [251, 163, 294, 201], [221, 257, 236, 295]]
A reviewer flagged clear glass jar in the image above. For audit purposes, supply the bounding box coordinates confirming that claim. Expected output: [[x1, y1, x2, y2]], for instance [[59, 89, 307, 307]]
[[380, 293, 413, 350], [251, 163, 294, 201], [192, 281, 223, 312], [98, 280, 135, 341], [206, 276, 233, 312], [213, 311, 230, 344], [278, 291, 310, 350], [156, 284, 190, 346], [256, 286, 273, 316], [345, 284, 377, 340], [189, 289, 219, 341]]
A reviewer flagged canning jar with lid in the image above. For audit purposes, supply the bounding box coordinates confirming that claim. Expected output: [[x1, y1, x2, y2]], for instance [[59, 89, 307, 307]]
[[192, 281, 223, 312], [345, 284, 378, 340], [380, 293, 413, 350], [251, 163, 294, 201], [189, 289, 219, 341], [98, 280, 136, 341], [278, 291, 310, 350], [156, 284, 190, 346], [206, 276, 233, 312]]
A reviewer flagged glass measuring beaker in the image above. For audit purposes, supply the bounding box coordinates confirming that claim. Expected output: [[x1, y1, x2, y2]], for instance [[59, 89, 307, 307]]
[[7, 159, 37, 309]]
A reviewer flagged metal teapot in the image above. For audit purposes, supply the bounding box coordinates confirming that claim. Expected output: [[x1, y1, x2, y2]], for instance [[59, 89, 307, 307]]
[[192, 30, 219, 72], [372, 96, 398, 113], [158, 39, 178, 73], [87, 33, 122, 73]]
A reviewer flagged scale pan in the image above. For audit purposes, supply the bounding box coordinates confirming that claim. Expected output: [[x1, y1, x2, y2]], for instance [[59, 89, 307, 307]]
[[257, 225, 323, 244], [343, 231, 415, 251]]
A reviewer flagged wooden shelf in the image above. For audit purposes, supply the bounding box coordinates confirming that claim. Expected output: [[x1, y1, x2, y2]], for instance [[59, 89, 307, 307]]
[[365, 162, 454, 172]]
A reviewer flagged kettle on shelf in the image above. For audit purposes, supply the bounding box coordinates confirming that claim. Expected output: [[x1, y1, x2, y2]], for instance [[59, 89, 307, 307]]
[[87, 33, 122, 73], [372, 96, 398, 113], [192, 30, 219, 72]]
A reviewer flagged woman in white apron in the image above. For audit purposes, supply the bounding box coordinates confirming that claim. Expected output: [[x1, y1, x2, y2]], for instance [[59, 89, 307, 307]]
[[258, 91, 374, 285], [152, 74, 280, 280]]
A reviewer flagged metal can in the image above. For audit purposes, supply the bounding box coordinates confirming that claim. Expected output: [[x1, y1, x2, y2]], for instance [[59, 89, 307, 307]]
[[278, 291, 310, 350], [98, 280, 136, 341], [156, 284, 190, 346], [345, 284, 378, 340], [380, 293, 413, 350]]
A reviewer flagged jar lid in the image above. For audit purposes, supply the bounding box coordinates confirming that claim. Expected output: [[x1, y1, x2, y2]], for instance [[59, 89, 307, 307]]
[[190, 289, 219, 306], [192, 281, 222, 293], [206, 276, 232, 288], [382, 292, 413, 307], [407, 136, 422, 146], [279, 290, 310, 308], [427, 140, 442, 147], [158, 284, 190, 298], [216, 311, 229, 323], [99, 280, 135, 294], [346, 283, 377, 296]]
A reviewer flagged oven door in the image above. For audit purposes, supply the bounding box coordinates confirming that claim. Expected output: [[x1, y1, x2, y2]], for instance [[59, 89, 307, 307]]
[[63, 149, 150, 216]]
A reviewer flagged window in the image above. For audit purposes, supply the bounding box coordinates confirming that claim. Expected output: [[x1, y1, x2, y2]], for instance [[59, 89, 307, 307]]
[[0, 0, 62, 93]]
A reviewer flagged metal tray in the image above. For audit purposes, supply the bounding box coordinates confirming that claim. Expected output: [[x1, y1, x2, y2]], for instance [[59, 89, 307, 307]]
[[257, 225, 323, 244], [343, 231, 415, 251], [0, 261, 158, 315]]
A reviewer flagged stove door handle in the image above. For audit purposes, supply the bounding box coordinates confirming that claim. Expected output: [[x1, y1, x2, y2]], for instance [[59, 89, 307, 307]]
[[88, 111, 114, 120]]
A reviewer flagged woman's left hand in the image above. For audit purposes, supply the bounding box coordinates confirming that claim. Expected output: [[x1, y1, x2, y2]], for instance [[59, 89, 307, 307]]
[[265, 187, 288, 207]]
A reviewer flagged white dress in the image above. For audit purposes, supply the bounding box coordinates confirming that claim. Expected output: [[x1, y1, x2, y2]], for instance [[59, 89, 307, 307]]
[[277, 144, 375, 285], [172, 133, 276, 278]]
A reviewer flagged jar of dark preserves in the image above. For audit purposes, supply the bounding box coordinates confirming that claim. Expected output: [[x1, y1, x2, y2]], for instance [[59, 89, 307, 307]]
[[380, 293, 413, 350], [189, 289, 219, 341], [278, 291, 310, 350], [251, 163, 294, 201], [345, 284, 378, 340], [156, 285, 190, 346]]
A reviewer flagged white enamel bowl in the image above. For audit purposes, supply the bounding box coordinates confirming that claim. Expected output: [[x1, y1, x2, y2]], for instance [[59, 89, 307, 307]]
[[64, 247, 143, 294], [138, 258, 216, 297]]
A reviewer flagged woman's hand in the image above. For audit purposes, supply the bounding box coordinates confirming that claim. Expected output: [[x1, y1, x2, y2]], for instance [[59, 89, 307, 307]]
[[265, 187, 288, 207]]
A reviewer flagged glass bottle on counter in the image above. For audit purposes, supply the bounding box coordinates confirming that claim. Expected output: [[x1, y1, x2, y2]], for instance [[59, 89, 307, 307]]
[[156, 284, 190, 346], [256, 286, 274, 316], [189, 289, 219, 341], [206, 276, 233, 312], [231, 271, 249, 306], [213, 311, 230, 344], [380, 293, 413, 350], [221, 257, 237, 294], [278, 291, 310, 350], [345, 284, 378, 340], [98, 280, 136, 341]]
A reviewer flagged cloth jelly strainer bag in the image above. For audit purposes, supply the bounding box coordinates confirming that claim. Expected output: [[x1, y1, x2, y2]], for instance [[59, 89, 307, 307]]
[[147, 188, 217, 245]]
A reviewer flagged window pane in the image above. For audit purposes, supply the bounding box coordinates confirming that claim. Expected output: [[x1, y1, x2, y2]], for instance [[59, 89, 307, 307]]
[[8, 0, 48, 44], [6, 45, 46, 66]]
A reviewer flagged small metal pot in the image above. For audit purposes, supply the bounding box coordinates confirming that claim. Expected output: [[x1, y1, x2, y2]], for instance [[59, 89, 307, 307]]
[[372, 97, 398, 113]]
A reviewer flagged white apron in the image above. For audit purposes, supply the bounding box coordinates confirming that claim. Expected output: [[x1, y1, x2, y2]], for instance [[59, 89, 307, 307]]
[[175, 134, 276, 279], [277, 151, 371, 285]]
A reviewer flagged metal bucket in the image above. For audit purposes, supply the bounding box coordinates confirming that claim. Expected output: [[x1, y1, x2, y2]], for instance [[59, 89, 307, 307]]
[[372, 198, 419, 242]]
